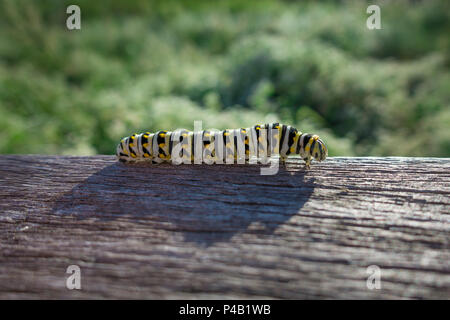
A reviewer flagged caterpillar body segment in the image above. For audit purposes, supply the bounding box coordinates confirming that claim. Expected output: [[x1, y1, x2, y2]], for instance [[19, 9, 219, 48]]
[[116, 123, 328, 168]]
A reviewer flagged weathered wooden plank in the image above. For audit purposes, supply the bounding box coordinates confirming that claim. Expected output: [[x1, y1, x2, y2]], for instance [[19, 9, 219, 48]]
[[0, 155, 449, 299]]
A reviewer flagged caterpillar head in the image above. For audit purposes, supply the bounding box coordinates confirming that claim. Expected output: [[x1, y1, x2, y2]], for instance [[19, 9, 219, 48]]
[[312, 136, 328, 162], [297, 134, 328, 163]]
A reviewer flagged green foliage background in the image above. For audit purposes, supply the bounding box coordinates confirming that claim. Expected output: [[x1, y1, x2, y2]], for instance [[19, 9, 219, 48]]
[[0, 0, 448, 156]]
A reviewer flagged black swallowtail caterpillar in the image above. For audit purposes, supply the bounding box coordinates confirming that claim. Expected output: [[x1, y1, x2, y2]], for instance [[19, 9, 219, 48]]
[[116, 123, 328, 168]]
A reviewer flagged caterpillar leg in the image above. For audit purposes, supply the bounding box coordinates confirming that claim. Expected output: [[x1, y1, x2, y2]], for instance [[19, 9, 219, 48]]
[[303, 157, 311, 169]]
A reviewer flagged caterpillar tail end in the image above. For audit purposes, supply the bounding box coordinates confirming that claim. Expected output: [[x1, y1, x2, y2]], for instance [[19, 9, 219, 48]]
[[116, 140, 130, 163]]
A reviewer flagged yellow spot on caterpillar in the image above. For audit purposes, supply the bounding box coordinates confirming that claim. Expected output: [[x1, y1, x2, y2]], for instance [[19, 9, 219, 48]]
[[305, 138, 313, 153], [159, 154, 165, 158], [290, 147, 295, 153], [224, 132, 230, 136], [159, 133, 166, 138], [143, 143, 149, 148], [159, 143, 165, 148], [129, 143, 134, 147], [131, 153, 136, 158], [144, 153, 150, 158]]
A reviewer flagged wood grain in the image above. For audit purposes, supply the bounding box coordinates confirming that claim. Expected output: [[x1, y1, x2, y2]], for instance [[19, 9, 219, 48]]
[[0, 155, 449, 299]]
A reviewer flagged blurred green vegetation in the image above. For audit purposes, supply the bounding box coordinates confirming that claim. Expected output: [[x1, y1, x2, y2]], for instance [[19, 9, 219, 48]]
[[0, 0, 448, 156]]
